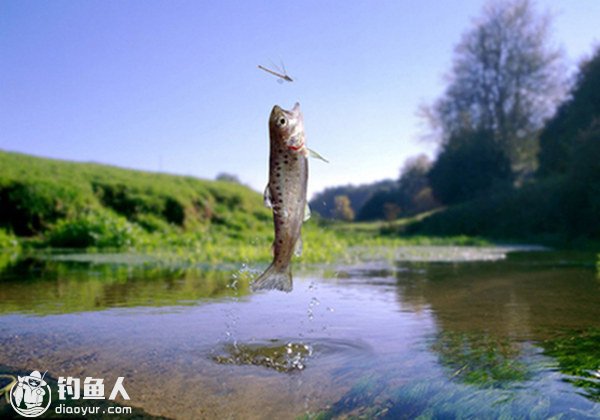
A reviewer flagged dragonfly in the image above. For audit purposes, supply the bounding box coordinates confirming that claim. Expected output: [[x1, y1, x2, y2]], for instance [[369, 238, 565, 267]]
[[258, 61, 293, 83]]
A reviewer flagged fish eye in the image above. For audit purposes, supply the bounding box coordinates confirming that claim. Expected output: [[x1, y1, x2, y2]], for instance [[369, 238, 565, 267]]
[[277, 117, 287, 126]]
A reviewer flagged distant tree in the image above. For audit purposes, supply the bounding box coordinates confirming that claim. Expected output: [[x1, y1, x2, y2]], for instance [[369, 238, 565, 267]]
[[216, 173, 241, 183], [356, 155, 439, 221], [538, 47, 600, 176], [333, 195, 355, 222], [564, 120, 600, 236], [383, 203, 402, 222], [398, 155, 431, 195], [424, 0, 565, 174], [356, 189, 398, 221], [428, 130, 513, 204], [411, 187, 438, 214], [310, 180, 396, 219]]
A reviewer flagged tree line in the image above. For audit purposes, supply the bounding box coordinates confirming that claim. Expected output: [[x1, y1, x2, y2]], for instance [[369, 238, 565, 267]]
[[312, 0, 600, 240]]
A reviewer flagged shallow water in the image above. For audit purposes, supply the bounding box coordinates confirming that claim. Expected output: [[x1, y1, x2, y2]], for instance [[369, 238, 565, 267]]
[[0, 247, 599, 419]]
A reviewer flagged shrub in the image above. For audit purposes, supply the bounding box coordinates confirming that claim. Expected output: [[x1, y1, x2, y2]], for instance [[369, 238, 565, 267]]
[[46, 212, 142, 248], [0, 229, 19, 250]]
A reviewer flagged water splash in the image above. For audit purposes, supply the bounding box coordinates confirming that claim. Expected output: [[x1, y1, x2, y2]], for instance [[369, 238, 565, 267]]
[[213, 340, 314, 373]]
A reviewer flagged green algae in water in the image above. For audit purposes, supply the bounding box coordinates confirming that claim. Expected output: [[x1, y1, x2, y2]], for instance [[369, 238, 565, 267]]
[[541, 328, 600, 403], [213, 340, 313, 373], [431, 331, 530, 387]]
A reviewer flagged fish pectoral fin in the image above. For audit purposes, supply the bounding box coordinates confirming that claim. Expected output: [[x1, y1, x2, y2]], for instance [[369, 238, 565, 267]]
[[263, 184, 272, 208], [294, 235, 303, 257], [304, 203, 311, 222], [308, 148, 329, 163]]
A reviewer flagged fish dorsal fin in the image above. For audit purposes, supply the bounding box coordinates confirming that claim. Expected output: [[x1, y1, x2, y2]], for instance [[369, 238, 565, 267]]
[[308, 148, 329, 163]]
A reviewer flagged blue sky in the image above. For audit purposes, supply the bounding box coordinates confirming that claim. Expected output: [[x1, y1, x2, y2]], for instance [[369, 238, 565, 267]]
[[1, 1, 599, 197]]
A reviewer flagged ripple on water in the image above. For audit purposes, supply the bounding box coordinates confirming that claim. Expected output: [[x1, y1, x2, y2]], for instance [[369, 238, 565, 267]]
[[211, 338, 372, 373]]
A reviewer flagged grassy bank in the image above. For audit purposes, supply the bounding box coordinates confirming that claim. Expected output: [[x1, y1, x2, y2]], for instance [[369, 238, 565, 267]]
[[394, 177, 600, 250], [0, 150, 487, 267]]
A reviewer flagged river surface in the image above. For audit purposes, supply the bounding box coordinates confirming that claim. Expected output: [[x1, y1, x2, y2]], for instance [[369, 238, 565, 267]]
[[0, 247, 599, 419]]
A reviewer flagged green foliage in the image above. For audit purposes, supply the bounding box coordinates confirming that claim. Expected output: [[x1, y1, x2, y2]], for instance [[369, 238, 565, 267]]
[[408, 178, 567, 240], [310, 179, 397, 220], [541, 329, 600, 402], [539, 47, 600, 176], [428, 130, 513, 205], [425, 0, 565, 173], [46, 211, 142, 249], [356, 155, 438, 221], [0, 230, 21, 273], [0, 150, 271, 241], [432, 332, 529, 387], [0, 229, 19, 250], [333, 195, 355, 222], [563, 121, 600, 237]]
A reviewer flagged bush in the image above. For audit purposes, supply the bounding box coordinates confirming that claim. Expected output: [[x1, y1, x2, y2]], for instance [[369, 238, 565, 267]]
[[0, 229, 19, 250], [429, 130, 513, 205], [564, 121, 600, 237], [46, 212, 142, 248], [0, 181, 74, 235]]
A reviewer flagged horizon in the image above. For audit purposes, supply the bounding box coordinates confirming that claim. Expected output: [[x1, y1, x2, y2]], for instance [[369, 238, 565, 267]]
[[1, 1, 599, 197]]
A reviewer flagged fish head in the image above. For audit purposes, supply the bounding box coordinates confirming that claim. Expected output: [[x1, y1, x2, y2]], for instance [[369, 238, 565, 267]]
[[270, 103, 305, 154]]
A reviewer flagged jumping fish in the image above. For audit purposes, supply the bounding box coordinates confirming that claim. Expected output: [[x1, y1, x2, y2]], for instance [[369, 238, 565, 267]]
[[251, 103, 326, 292]]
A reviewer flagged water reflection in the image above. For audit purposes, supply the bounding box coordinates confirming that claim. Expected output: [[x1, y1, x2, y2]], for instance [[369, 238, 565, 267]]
[[0, 249, 599, 418], [0, 257, 250, 315]]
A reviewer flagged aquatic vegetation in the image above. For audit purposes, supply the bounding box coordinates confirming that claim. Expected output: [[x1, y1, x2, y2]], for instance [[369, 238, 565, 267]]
[[213, 340, 312, 372], [541, 328, 600, 402], [431, 331, 529, 387]]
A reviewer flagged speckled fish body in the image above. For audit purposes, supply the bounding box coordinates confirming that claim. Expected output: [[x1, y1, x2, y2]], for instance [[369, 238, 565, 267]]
[[251, 103, 308, 292]]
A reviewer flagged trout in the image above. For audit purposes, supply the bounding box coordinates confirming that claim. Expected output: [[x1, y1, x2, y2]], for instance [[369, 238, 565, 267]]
[[252, 103, 314, 292]]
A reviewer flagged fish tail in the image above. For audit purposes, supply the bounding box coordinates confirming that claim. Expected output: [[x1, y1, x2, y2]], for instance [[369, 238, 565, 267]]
[[251, 263, 293, 292]]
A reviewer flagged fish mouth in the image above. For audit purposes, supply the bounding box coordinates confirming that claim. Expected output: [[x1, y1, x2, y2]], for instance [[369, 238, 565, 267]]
[[287, 134, 304, 151]]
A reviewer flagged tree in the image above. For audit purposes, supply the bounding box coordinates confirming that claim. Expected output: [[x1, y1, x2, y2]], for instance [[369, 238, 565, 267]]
[[538, 47, 600, 176], [563, 120, 600, 237], [216, 173, 241, 183], [333, 195, 355, 222], [428, 130, 513, 204], [357, 189, 397, 221], [356, 155, 439, 221], [425, 0, 565, 173], [309, 180, 396, 219]]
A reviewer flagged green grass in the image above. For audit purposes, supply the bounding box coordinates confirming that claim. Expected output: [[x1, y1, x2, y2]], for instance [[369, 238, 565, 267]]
[[399, 177, 600, 249], [0, 149, 270, 237], [0, 150, 494, 266]]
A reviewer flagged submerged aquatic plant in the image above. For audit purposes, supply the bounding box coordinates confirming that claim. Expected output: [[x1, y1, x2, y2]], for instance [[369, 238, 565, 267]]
[[431, 331, 530, 387], [541, 328, 600, 403], [212, 340, 313, 373]]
